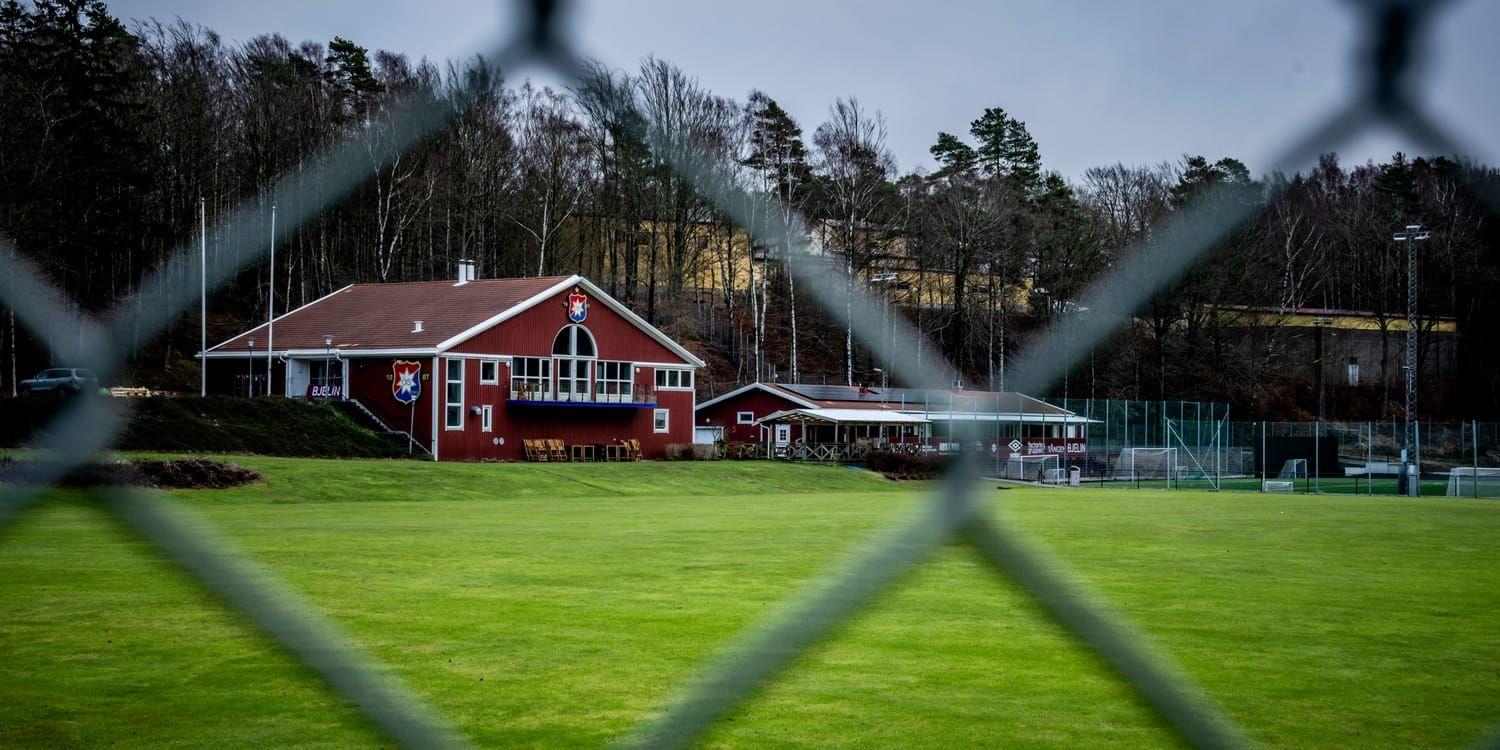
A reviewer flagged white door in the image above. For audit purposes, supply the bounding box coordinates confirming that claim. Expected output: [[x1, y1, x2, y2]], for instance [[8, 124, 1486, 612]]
[[774, 424, 791, 446], [286, 359, 310, 397]]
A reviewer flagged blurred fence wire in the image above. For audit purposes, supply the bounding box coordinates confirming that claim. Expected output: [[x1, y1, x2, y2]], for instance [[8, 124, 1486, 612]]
[[1, 0, 1496, 748]]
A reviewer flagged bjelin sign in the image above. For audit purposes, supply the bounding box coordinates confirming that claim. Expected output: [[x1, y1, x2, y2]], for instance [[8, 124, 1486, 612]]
[[1012, 439, 1086, 456], [306, 383, 343, 398]]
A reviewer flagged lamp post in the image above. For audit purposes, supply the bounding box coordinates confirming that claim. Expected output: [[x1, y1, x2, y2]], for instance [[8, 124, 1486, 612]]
[[1393, 223, 1431, 496], [323, 334, 334, 398], [247, 338, 255, 397]]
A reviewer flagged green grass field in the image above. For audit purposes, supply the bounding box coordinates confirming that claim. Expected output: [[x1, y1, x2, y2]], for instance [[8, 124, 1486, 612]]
[[2, 457, 1498, 748]]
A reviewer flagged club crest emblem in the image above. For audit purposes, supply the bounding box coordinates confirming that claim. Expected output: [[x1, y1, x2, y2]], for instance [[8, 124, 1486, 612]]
[[392, 360, 422, 405], [565, 289, 589, 323]]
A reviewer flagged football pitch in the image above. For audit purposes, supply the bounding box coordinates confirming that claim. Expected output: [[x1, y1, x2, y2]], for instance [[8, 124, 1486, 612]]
[[1, 457, 1497, 748]]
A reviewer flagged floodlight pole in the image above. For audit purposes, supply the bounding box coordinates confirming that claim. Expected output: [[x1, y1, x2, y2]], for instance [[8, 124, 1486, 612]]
[[199, 197, 207, 397], [268, 203, 276, 397], [1393, 224, 1431, 496]]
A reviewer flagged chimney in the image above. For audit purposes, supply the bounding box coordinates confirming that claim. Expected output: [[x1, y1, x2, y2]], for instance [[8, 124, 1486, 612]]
[[455, 259, 474, 285], [412, 320, 424, 334], [466, 260, 478, 281]]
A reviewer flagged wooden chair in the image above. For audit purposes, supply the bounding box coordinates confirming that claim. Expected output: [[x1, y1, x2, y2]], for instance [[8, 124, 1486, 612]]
[[624, 439, 641, 461], [522, 439, 546, 462], [547, 439, 567, 462]]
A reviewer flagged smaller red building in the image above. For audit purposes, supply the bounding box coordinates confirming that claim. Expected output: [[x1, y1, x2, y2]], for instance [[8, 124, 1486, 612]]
[[203, 272, 702, 461], [695, 382, 1088, 458]]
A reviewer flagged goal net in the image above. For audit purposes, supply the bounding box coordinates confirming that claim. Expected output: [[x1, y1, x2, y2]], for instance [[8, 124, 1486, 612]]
[[1277, 459, 1308, 479], [1262, 480, 1295, 493], [1116, 447, 1177, 482], [1446, 467, 1500, 498], [1005, 454, 1060, 483]]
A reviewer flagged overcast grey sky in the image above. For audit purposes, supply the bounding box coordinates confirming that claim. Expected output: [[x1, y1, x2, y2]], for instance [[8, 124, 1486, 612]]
[[110, 0, 1500, 180]]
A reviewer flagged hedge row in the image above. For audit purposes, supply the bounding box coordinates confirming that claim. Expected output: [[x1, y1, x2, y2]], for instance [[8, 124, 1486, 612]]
[[0, 396, 404, 458], [864, 450, 953, 480]]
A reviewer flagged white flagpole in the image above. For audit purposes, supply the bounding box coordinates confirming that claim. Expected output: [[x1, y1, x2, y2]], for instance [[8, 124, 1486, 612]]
[[199, 197, 207, 397], [267, 203, 276, 396]]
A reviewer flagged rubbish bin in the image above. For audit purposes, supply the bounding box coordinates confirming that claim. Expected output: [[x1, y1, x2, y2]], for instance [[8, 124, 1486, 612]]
[[1069, 466, 1081, 487]]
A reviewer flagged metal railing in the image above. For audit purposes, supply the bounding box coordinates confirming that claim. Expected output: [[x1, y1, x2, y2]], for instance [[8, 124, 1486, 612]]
[[507, 380, 656, 405], [1, 1, 1497, 749]]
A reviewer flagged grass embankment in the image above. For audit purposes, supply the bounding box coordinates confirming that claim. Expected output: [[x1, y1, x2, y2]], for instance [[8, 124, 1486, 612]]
[[1, 459, 1496, 748], [0, 397, 402, 457]]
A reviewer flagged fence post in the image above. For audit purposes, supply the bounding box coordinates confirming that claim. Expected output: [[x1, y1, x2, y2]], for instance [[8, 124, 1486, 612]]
[[1474, 419, 1480, 499], [1314, 419, 1321, 495], [1260, 421, 1266, 492]]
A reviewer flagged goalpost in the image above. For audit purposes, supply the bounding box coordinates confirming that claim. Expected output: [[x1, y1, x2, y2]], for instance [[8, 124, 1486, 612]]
[[1117, 447, 1177, 485], [1264, 458, 1309, 494], [1447, 467, 1500, 498], [1166, 417, 1226, 491], [1005, 454, 1060, 483]]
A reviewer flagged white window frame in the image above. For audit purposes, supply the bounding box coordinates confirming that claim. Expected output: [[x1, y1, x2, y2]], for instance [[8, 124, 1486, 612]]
[[596, 360, 634, 403], [737, 411, 754, 425], [654, 367, 694, 391], [511, 356, 551, 401], [653, 408, 669, 433], [479, 360, 499, 385], [444, 358, 464, 430], [480, 404, 493, 432]]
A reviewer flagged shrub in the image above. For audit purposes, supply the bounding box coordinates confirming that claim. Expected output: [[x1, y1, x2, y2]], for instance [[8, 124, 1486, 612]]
[[664, 443, 691, 460], [690, 443, 719, 461], [865, 450, 952, 480]]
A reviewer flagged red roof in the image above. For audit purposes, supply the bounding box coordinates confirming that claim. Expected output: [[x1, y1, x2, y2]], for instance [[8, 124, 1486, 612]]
[[209, 276, 573, 353]]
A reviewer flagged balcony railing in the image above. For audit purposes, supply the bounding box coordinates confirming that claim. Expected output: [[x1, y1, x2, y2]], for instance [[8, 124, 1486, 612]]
[[507, 381, 657, 406]]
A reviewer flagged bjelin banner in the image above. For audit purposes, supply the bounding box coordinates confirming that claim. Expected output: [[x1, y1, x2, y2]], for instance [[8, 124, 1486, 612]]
[[999, 438, 1087, 456], [306, 383, 342, 398]]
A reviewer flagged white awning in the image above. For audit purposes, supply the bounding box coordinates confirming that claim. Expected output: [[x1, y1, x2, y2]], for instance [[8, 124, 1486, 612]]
[[912, 411, 1096, 425], [757, 408, 930, 425]]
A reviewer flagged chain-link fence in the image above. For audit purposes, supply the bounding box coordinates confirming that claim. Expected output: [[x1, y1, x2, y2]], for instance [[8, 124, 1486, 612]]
[[3, 0, 1499, 748]]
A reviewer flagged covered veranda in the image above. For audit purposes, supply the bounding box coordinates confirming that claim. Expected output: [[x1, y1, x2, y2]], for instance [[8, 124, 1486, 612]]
[[756, 408, 931, 461]]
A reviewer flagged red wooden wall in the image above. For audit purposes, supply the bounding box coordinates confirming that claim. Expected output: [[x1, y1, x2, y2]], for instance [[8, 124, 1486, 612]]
[[696, 387, 808, 443]]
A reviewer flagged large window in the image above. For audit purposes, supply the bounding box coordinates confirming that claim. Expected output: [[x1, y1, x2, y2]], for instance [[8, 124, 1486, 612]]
[[655, 367, 693, 390], [596, 361, 634, 402], [445, 358, 464, 429], [511, 357, 551, 400], [552, 325, 596, 401]]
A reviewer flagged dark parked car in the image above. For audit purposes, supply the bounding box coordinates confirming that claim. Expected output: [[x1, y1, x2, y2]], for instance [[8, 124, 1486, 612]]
[[18, 368, 99, 397]]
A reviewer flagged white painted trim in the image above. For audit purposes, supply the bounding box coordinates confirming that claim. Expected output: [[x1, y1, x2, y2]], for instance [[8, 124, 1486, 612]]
[[443, 356, 465, 431], [201, 347, 440, 359], [695, 382, 819, 413], [633, 360, 704, 371], [653, 408, 670, 433], [737, 411, 755, 424], [434, 275, 707, 367], [478, 360, 500, 385], [432, 276, 579, 351], [204, 284, 355, 353], [430, 355, 440, 461]]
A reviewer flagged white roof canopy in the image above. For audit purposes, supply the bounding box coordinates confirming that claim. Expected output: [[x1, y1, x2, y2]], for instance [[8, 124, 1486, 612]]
[[757, 408, 931, 425]]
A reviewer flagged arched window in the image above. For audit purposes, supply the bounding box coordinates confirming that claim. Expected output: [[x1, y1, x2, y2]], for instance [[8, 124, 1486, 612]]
[[552, 324, 596, 358], [552, 324, 595, 400]]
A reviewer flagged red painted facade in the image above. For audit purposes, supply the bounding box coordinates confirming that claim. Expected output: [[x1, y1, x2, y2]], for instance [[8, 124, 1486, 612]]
[[206, 276, 700, 461], [696, 386, 806, 443]]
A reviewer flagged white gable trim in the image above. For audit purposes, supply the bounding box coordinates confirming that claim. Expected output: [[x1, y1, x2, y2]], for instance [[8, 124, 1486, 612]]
[[695, 382, 819, 413], [204, 284, 355, 353], [436, 275, 706, 367]]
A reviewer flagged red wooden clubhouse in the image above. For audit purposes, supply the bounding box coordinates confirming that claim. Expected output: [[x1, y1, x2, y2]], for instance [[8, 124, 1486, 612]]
[[201, 270, 702, 461]]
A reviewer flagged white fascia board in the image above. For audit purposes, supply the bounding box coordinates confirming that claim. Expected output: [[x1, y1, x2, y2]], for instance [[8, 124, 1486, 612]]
[[203, 284, 355, 353], [433, 276, 581, 352], [695, 382, 819, 413], [204, 347, 440, 359], [429, 275, 705, 369], [571, 277, 706, 367]]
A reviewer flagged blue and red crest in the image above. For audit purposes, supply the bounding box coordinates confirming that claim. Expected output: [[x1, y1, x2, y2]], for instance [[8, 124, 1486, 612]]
[[565, 289, 589, 323], [392, 360, 422, 405]]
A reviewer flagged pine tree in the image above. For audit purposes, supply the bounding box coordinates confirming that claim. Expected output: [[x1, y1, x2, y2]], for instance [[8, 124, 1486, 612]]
[[929, 132, 975, 177]]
